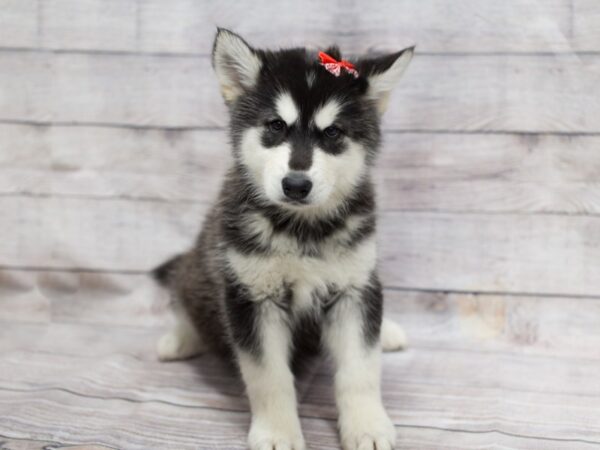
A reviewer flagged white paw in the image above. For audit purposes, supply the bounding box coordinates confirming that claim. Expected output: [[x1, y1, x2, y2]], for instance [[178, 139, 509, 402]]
[[339, 404, 396, 450], [156, 328, 205, 361], [248, 416, 306, 450], [381, 318, 407, 352]]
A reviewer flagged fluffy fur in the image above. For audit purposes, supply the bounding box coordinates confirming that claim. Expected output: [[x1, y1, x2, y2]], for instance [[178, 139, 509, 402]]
[[153, 28, 413, 450]]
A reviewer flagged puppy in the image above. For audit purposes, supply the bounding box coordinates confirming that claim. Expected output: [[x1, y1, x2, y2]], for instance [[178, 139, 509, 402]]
[[153, 28, 413, 450]]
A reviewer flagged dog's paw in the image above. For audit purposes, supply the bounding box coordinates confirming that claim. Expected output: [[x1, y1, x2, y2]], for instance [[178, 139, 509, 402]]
[[339, 405, 396, 450], [381, 318, 407, 352], [156, 327, 205, 361], [248, 417, 306, 450]]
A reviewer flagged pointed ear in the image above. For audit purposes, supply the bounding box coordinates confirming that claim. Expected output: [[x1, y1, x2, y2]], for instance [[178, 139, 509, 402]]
[[212, 28, 262, 103], [358, 47, 414, 115]]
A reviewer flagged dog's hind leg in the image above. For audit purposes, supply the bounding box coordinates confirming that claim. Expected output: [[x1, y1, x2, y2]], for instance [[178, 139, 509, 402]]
[[157, 302, 207, 361], [381, 318, 407, 352]]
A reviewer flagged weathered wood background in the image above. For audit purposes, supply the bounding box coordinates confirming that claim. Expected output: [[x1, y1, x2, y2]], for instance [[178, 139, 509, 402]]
[[1, 1, 600, 449]]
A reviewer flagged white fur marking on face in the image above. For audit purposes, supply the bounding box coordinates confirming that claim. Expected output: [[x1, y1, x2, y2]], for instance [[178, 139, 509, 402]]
[[240, 127, 291, 203], [307, 141, 366, 209], [276, 92, 299, 125], [314, 99, 342, 129]]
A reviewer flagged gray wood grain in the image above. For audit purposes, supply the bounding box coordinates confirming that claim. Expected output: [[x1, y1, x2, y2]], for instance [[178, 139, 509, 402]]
[[2, 1, 600, 448], [2, 197, 599, 296], [0, 439, 114, 450], [2, 52, 600, 132], [4, 124, 600, 214], [4, 269, 600, 360], [41, 0, 137, 52], [140, 0, 574, 54], [8, 0, 586, 54], [0, 1, 38, 48], [3, 272, 600, 448], [3, 314, 600, 446], [573, 0, 600, 51]]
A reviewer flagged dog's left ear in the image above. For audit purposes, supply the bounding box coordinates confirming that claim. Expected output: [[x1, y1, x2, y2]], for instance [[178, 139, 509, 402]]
[[212, 28, 262, 103], [358, 47, 414, 115]]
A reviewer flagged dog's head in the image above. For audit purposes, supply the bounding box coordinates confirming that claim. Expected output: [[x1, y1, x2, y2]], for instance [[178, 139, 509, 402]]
[[212, 29, 413, 213]]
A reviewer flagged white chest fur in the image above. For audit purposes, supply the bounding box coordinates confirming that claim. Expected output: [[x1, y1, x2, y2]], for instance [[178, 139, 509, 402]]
[[226, 214, 377, 313]]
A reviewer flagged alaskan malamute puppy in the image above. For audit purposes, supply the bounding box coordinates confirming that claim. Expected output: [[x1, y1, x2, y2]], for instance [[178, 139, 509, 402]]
[[154, 28, 413, 450]]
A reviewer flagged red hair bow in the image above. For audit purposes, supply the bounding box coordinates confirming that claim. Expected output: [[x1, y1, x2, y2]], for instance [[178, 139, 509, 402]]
[[318, 51, 359, 78]]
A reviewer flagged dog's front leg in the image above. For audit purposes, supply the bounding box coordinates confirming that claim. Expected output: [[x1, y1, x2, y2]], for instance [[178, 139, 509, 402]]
[[324, 280, 396, 450], [227, 288, 305, 450]]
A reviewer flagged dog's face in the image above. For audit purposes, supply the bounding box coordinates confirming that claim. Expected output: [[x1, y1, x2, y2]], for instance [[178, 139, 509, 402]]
[[212, 29, 413, 213]]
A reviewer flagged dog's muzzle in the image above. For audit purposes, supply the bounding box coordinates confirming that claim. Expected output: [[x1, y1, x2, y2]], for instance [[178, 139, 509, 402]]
[[282, 172, 312, 201]]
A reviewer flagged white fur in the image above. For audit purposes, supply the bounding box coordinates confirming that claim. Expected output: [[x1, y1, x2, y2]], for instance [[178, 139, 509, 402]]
[[157, 304, 206, 361], [241, 127, 292, 203], [227, 234, 376, 314], [381, 318, 407, 351], [242, 212, 276, 248], [324, 298, 396, 450], [313, 99, 341, 129], [307, 141, 366, 209], [213, 30, 262, 102], [368, 48, 414, 114], [276, 92, 299, 125], [239, 305, 305, 450]]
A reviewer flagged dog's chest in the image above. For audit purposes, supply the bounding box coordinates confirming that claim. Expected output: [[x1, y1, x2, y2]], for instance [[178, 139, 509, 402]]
[[226, 232, 376, 312]]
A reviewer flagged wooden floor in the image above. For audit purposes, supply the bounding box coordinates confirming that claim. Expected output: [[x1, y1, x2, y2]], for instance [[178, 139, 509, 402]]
[[2, 1, 600, 449], [4, 273, 600, 449]]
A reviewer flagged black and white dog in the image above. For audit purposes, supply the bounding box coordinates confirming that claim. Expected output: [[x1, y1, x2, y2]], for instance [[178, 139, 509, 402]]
[[153, 29, 413, 450]]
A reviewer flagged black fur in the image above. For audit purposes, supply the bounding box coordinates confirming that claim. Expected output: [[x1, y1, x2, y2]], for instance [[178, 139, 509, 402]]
[[359, 273, 384, 346], [151, 254, 182, 287], [224, 274, 262, 355]]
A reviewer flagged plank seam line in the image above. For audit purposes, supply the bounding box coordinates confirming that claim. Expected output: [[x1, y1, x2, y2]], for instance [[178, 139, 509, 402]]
[[1, 386, 598, 444], [386, 285, 600, 301], [0, 118, 223, 131], [3, 119, 600, 137], [4, 192, 600, 219], [0, 265, 150, 275], [395, 424, 600, 445], [0, 434, 118, 450], [385, 208, 600, 218], [7, 339, 600, 366], [0, 192, 206, 205], [1, 45, 600, 58], [386, 371, 600, 397], [1, 265, 599, 300]]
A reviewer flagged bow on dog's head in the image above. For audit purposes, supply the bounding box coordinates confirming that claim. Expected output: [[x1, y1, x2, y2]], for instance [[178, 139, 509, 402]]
[[318, 52, 359, 78]]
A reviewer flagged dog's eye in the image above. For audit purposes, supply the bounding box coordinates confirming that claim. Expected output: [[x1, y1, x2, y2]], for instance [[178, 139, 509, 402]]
[[323, 125, 342, 139], [268, 119, 286, 133]]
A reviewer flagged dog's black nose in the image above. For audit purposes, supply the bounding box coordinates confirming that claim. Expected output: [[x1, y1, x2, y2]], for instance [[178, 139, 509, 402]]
[[282, 173, 312, 201]]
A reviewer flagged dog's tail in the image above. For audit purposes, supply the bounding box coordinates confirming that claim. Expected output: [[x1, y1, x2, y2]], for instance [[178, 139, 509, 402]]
[[151, 254, 183, 287]]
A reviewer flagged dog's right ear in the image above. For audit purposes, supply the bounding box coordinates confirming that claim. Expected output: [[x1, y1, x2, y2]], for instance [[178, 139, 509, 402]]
[[212, 28, 262, 103]]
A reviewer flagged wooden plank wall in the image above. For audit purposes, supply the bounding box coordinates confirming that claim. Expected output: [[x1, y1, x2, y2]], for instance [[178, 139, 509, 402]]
[[1, 0, 600, 448], [1, 0, 599, 297]]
